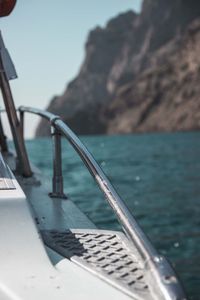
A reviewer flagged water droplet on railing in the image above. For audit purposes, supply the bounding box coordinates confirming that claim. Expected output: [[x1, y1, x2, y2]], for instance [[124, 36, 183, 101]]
[[163, 275, 177, 284], [154, 256, 164, 263]]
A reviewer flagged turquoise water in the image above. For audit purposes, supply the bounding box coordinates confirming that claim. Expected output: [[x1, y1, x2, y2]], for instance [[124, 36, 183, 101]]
[[25, 132, 200, 299]]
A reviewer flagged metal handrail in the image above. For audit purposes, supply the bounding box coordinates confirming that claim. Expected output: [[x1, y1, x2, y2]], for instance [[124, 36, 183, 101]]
[[18, 105, 186, 300], [19, 106, 156, 257], [0, 32, 32, 177]]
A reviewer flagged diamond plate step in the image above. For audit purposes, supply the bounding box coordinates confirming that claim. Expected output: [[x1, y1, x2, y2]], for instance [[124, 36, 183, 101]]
[[42, 229, 153, 300], [0, 153, 15, 190]]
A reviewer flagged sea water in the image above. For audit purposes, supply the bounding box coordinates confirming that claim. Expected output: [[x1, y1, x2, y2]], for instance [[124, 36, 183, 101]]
[[25, 132, 200, 299]]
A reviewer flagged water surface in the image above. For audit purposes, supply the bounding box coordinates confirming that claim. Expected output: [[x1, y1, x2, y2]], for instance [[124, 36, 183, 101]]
[[26, 132, 200, 299]]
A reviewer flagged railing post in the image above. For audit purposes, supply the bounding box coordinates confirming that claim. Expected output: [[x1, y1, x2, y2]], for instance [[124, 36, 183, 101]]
[[0, 113, 8, 153], [0, 33, 32, 177], [49, 124, 67, 199], [19, 109, 24, 138]]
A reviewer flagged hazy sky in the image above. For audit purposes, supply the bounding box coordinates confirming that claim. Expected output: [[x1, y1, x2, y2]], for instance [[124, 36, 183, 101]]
[[0, 0, 142, 138]]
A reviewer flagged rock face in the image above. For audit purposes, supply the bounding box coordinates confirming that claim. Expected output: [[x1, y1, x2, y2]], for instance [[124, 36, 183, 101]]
[[106, 19, 200, 133], [36, 0, 200, 136]]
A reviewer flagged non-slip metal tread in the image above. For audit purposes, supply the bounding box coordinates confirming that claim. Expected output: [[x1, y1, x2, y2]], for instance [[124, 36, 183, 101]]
[[42, 229, 153, 299], [0, 153, 15, 190]]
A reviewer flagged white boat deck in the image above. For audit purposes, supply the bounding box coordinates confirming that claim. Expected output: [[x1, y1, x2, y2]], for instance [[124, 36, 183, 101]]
[[0, 155, 136, 300]]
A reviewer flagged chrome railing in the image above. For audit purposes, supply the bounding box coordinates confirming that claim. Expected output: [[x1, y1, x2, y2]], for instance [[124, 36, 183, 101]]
[[0, 32, 32, 177], [18, 105, 186, 300]]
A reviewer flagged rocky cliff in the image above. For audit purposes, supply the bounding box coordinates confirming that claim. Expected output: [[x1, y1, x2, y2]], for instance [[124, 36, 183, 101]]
[[36, 0, 200, 136]]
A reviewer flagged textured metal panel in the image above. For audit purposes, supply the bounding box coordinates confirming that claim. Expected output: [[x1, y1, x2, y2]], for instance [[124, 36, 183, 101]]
[[42, 229, 152, 300], [0, 153, 15, 190]]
